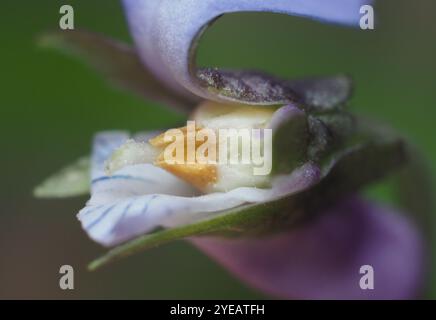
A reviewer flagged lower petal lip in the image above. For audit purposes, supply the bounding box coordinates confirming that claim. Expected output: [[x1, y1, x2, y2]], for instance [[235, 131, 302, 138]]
[[78, 162, 320, 247]]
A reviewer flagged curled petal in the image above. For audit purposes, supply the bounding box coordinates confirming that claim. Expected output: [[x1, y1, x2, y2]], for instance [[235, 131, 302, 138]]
[[192, 196, 425, 299], [78, 161, 320, 246], [123, 0, 369, 104]]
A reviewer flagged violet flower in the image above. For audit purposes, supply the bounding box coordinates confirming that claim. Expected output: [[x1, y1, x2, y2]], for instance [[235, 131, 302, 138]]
[[35, 0, 429, 299]]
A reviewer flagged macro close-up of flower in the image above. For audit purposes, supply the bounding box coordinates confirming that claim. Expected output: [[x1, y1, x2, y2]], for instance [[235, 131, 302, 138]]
[[1, 0, 435, 302]]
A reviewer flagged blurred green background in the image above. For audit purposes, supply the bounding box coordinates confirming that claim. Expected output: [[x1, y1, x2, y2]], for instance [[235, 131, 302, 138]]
[[0, 0, 435, 299]]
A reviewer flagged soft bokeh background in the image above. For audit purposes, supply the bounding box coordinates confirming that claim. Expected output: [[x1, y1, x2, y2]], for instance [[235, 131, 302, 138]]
[[0, 0, 434, 299]]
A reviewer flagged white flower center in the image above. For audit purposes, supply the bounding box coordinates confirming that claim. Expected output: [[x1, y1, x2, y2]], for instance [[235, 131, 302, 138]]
[[105, 101, 277, 193]]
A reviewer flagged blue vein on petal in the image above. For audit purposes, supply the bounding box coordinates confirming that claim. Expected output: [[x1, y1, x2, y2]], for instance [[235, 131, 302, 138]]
[[109, 195, 159, 235], [84, 195, 160, 234], [85, 204, 117, 230], [141, 195, 157, 216], [122, 195, 157, 223], [91, 174, 155, 185], [109, 201, 135, 233], [81, 204, 105, 216]]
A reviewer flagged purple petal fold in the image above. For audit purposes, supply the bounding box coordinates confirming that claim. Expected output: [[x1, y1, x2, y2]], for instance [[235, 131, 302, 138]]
[[192, 196, 424, 299], [123, 0, 371, 103]]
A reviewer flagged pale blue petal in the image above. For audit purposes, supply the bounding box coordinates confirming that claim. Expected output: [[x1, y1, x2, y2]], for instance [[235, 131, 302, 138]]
[[90, 164, 199, 206], [78, 162, 320, 246], [123, 0, 372, 103]]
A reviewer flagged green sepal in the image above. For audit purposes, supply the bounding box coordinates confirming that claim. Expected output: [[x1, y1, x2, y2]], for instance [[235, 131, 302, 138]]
[[33, 156, 90, 198], [307, 111, 355, 163]]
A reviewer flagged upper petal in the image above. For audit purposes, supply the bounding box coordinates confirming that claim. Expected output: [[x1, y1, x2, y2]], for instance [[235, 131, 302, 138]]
[[122, 0, 370, 104]]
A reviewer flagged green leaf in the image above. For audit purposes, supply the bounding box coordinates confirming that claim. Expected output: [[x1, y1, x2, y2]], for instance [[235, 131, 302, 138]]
[[89, 131, 407, 270], [37, 29, 195, 112], [33, 156, 90, 198]]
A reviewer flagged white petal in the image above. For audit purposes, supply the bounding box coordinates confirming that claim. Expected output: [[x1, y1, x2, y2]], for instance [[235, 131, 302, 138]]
[[90, 164, 198, 206], [78, 162, 320, 246]]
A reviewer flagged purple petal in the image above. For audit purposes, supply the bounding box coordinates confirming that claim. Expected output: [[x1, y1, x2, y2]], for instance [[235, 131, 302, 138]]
[[122, 0, 371, 104], [192, 196, 424, 299]]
